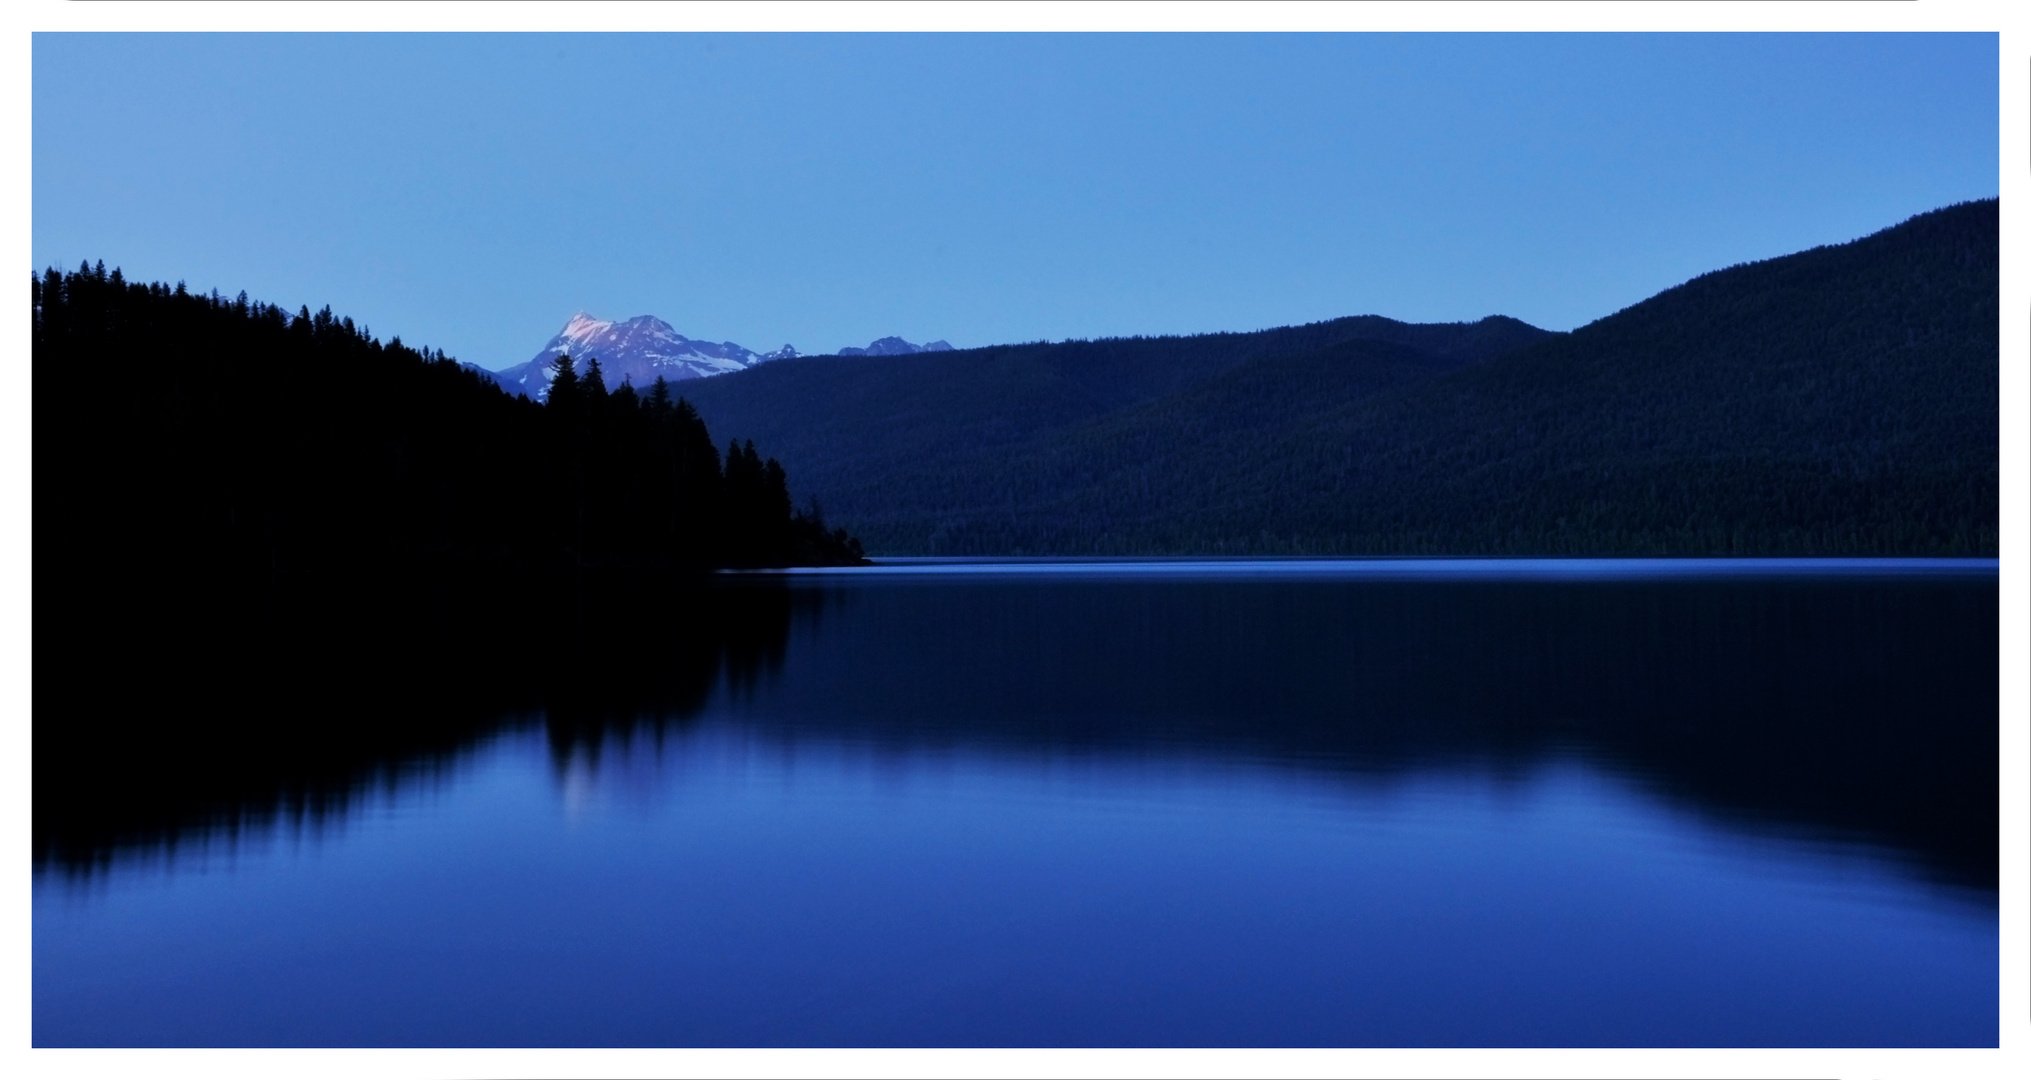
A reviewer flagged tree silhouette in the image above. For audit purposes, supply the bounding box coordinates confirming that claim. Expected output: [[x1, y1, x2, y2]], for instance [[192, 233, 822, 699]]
[[546, 353, 578, 410]]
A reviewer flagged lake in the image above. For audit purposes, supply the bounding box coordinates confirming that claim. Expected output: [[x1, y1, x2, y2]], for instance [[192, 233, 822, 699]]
[[33, 559, 1998, 1047]]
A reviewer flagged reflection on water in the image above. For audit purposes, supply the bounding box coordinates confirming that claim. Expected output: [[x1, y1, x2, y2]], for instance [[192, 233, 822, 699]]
[[33, 570, 814, 874], [33, 561, 1998, 1046], [735, 563, 1999, 891]]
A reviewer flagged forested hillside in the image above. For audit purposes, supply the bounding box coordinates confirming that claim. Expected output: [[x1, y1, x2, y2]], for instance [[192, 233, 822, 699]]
[[679, 314, 1556, 552], [36, 265, 860, 577], [684, 200, 1996, 556], [35, 265, 862, 764]]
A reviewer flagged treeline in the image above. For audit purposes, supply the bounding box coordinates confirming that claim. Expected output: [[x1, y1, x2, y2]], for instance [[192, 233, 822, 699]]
[[35, 261, 861, 583], [681, 200, 1996, 556], [35, 264, 862, 804], [529, 349, 862, 572]]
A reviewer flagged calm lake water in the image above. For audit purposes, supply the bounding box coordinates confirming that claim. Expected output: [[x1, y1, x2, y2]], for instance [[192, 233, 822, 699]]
[[34, 559, 1998, 1047]]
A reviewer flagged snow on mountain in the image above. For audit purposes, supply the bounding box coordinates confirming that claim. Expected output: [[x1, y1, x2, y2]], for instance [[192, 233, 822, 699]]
[[476, 317, 960, 402], [838, 336, 953, 357], [488, 312, 798, 401]]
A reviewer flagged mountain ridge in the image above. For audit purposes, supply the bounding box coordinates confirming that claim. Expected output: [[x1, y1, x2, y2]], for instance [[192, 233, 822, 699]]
[[677, 200, 1995, 556], [839, 336, 953, 356]]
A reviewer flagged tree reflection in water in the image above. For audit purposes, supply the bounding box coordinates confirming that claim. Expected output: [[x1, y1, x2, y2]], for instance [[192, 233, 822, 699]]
[[34, 568, 808, 875], [37, 566, 1996, 897]]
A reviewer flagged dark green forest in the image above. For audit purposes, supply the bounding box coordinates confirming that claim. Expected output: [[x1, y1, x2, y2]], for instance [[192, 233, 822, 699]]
[[683, 200, 1997, 556]]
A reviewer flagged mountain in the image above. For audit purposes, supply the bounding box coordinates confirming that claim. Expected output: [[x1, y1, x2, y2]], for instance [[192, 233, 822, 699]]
[[679, 200, 1996, 556], [679, 313, 1555, 548], [486, 312, 797, 401], [838, 336, 953, 356]]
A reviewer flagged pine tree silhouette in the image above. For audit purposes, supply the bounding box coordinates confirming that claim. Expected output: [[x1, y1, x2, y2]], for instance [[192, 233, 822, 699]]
[[546, 353, 578, 410]]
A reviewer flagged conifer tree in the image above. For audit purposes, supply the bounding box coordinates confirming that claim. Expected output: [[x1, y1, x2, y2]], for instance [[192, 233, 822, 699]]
[[762, 457, 792, 526], [546, 354, 578, 409]]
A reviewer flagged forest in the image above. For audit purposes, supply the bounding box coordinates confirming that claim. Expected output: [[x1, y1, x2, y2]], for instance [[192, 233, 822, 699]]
[[34, 266, 861, 865], [682, 200, 1998, 557], [35, 262, 862, 579]]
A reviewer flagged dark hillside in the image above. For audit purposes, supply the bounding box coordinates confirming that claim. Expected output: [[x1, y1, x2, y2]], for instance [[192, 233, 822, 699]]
[[828, 335, 1509, 553], [1189, 198, 2000, 555], [34, 268, 859, 589], [681, 314, 1555, 550], [34, 266, 862, 801], [691, 201, 1995, 555]]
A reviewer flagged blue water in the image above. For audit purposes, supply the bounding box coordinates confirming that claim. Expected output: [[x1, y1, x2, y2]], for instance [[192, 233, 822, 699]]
[[34, 561, 1998, 1046], [779, 555, 1999, 578]]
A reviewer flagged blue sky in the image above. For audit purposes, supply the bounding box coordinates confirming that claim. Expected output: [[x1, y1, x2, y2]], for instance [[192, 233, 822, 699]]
[[32, 32, 1998, 370]]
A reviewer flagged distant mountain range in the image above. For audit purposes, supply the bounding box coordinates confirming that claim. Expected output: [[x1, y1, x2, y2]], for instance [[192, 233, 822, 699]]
[[678, 200, 1996, 556], [476, 317, 952, 401], [840, 336, 953, 356]]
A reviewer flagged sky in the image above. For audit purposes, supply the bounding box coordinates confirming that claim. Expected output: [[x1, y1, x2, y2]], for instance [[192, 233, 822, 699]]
[[31, 32, 2000, 371]]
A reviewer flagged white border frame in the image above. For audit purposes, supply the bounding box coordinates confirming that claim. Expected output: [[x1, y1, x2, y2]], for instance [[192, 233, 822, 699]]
[[9, 4, 2025, 1079]]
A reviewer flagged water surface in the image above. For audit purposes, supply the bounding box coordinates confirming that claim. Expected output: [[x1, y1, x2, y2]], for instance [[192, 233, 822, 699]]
[[34, 559, 1999, 1046]]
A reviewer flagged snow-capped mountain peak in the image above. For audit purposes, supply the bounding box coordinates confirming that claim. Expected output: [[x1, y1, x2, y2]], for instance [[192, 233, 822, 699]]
[[484, 313, 796, 401], [473, 317, 959, 403]]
